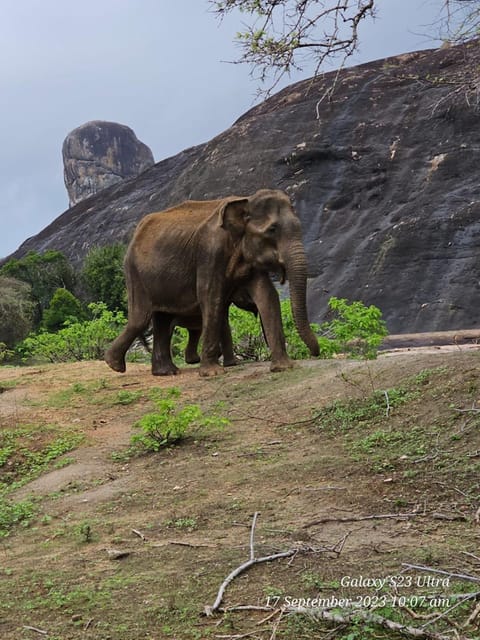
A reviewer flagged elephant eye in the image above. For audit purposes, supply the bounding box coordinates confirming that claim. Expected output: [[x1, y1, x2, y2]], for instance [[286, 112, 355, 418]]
[[266, 222, 278, 235]]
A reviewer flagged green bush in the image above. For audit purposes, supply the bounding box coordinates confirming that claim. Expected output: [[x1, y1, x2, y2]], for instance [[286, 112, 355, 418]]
[[229, 305, 268, 361], [131, 387, 228, 452], [227, 296, 387, 361], [321, 297, 388, 359], [18, 303, 126, 363], [81, 244, 127, 311], [42, 288, 86, 332]]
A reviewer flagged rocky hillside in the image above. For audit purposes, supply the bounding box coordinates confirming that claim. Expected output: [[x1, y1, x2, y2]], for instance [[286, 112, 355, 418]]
[[6, 42, 480, 334]]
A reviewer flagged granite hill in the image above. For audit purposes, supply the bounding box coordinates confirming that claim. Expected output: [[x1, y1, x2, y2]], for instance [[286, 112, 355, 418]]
[[6, 42, 480, 334]]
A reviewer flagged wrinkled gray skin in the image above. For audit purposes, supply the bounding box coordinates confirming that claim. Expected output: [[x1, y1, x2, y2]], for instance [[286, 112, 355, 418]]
[[105, 189, 319, 377]]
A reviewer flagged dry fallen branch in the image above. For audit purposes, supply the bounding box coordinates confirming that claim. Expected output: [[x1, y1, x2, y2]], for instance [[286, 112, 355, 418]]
[[286, 605, 452, 640], [131, 528, 147, 541], [23, 626, 48, 636], [204, 513, 328, 616], [303, 511, 420, 527]]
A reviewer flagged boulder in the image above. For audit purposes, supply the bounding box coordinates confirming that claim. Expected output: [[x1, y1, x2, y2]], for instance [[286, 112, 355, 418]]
[[62, 120, 154, 206]]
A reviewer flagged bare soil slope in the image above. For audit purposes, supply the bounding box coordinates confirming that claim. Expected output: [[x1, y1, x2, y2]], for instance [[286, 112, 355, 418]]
[[0, 348, 479, 639]]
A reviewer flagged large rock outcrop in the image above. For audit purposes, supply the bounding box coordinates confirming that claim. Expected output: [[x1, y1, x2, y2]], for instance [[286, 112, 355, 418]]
[[6, 42, 480, 334], [62, 121, 154, 206]]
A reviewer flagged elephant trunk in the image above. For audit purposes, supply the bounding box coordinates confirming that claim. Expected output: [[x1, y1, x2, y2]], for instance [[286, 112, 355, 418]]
[[283, 241, 320, 357]]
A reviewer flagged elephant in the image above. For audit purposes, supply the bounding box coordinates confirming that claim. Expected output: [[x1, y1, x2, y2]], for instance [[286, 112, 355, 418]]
[[105, 188, 319, 377]]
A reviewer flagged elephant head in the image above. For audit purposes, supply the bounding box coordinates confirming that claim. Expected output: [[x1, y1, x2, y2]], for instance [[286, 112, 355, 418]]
[[220, 189, 320, 357]]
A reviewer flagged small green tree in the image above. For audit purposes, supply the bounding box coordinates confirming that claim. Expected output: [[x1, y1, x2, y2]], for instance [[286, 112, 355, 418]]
[[320, 297, 388, 359], [42, 288, 86, 332], [131, 387, 228, 453], [0, 276, 35, 348], [81, 244, 127, 311]]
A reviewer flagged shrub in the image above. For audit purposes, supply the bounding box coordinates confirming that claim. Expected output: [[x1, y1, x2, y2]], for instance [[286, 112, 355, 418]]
[[18, 303, 126, 363], [81, 244, 127, 311], [320, 297, 388, 359], [0, 276, 35, 348], [42, 288, 86, 332], [229, 305, 268, 361], [131, 387, 228, 452], [227, 296, 387, 361], [0, 250, 75, 323]]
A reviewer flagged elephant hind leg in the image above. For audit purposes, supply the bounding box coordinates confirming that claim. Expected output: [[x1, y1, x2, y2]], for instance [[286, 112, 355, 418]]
[[105, 284, 152, 373], [105, 314, 152, 372], [185, 328, 201, 364]]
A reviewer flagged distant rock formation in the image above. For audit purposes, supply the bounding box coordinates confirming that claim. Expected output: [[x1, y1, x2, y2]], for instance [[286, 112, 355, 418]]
[[62, 121, 154, 206], [7, 42, 480, 334]]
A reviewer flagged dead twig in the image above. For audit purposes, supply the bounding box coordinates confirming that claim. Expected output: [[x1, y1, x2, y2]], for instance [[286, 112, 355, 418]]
[[131, 528, 147, 541], [461, 551, 480, 564], [465, 601, 480, 627], [84, 618, 94, 630], [268, 608, 284, 640], [22, 627, 48, 636], [467, 449, 480, 458], [249, 512, 259, 560], [214, 633, 260, 639], [303, 511, 419, 527], [420, 590, 480, 630], [401, 563, 480, 584]]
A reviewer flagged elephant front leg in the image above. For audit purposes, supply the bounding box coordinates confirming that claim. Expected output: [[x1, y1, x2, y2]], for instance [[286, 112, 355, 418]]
[[151, 312, 179, 376], [221, 311, 238, 367], [247, 275, 294, 372], [198, 300, 225, 377]]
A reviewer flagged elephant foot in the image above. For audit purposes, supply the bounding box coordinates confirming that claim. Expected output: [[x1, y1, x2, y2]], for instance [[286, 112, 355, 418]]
[[105, 349, 126, 373], [185, 351, 201, 365], [199, 363, 224, 378], [270, 357, 295, 373], [152, 363, 180, 376], [223, 355, 239, 367]]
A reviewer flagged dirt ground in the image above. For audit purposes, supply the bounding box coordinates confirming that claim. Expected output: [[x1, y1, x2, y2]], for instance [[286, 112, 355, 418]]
[[0, 346, 479, 639]]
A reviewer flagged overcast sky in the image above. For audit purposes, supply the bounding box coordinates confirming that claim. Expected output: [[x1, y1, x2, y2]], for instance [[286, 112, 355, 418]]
[[1, 0, 448, 260]]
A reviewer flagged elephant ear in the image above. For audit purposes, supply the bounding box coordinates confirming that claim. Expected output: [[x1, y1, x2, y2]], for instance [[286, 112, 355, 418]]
[[218, 197, 250, 238]]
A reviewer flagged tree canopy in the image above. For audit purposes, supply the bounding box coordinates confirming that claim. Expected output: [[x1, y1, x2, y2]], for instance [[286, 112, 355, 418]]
[[81, 244, 127, 312], [0, 250, 75, 321], [211, 1, 480, 93]]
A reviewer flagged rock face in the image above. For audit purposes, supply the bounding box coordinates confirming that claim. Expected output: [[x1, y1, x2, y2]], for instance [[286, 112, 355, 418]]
[[6, 43, 480, 334], [62, 121, 154, 206]]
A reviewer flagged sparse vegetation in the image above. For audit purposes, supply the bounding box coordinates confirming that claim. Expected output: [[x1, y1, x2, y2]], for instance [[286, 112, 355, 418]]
[[131, 387, 228, 452], [0, 351, 478, 638]]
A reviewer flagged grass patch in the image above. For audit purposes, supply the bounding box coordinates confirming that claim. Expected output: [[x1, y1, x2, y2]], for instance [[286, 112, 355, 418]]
[[0, 423, 84, 537]]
